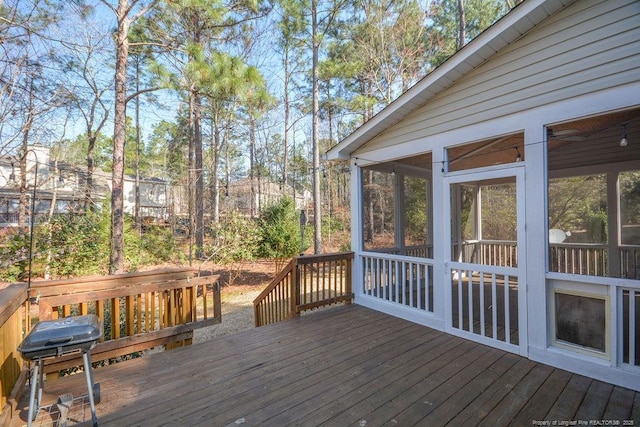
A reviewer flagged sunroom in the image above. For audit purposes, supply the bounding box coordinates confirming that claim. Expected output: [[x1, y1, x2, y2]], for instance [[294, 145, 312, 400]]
[[327, 0, 640, 391]]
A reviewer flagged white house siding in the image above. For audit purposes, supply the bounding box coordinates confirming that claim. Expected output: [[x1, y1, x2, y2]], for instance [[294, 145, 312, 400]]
[[356, 0, 640, 157]]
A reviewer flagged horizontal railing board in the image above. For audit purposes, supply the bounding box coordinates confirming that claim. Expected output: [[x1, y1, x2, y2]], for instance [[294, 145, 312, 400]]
[[253, 259, 296, 305], [32, 271, 221, 370], [39, 276, 218, 308], [296, 252, 355, 264], [0, 284, 27, 327], [296, 295, 354, 312], [28, 268, 196, 298]]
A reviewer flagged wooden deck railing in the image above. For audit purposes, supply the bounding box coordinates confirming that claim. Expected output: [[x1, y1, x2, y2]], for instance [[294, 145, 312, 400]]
[[0, 268, 221, 423], [29, 269, 221, 373], [253, 252, 354, 327], [0, 283, 29, 425], [549, 243, 608, 276]]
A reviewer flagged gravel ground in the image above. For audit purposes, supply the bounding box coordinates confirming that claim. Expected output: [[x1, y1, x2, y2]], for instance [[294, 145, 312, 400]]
[[193, 285, 264, 342]]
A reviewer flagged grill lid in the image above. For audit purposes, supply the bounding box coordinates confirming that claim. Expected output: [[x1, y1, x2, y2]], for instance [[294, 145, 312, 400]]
[[18, 314, 102, 359]]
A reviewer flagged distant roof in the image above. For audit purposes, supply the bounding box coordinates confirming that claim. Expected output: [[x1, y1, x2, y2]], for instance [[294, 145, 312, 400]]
[[325, 0, 573, 161]]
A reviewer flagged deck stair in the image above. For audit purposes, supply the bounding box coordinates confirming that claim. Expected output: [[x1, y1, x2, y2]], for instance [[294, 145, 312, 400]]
[[253, 252, 354, 327]]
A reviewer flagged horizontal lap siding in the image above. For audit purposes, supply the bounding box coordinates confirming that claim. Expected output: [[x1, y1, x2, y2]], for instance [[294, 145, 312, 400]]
[[361, 0, 640, 154]]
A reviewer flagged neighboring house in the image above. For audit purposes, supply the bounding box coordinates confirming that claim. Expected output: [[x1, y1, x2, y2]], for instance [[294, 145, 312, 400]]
[[111, 172, 170, 221], [326, 0, 640, 391], [223, 177, 311, 216], [0, 146, 170, 226]]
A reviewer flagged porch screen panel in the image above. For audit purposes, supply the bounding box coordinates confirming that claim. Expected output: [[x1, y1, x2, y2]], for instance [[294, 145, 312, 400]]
[[548, 174, 608, 276], [546, 111, 640, 371], [362, 168, 395, 252], [449, 178, 519, 348], [403, 175, 433, 258], [451, 181, 518, 268], [620, 171, 640, 279]]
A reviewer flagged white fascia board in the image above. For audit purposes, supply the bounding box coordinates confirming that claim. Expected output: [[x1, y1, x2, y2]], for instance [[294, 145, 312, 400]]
[[325, 0, 572, 162]]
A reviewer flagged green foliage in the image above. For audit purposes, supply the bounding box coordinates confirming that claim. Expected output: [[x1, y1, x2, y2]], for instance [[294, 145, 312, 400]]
[[322, 214, 345, 234], [52, 133, 112, 169], [45, 210, 110, 277], [428, 0, 509, 66], [586, 210, 608, 243], [0, 232, 31, 282], [404, 176, 428, 245], [123, 216, 184, 271], [0, 206, 184, 281], [140, 225, 183, 263], [205, 210, 259, 285], [207, 211, 259, 264], [548, 175, 607, 242], [256, 197, 304, 260]]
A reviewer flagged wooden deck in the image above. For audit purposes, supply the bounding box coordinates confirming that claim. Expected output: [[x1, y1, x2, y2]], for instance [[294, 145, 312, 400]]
[[11, 305, 640, 426]]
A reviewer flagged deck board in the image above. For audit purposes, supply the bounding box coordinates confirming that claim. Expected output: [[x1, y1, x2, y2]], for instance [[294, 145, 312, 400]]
[[575, 381, 614, 420], [10, 305, 639, 427]]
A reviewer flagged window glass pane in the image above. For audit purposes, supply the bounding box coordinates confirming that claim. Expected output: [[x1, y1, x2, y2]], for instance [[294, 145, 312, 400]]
[[34, 199, 51, 213], [555, 292, 606, 354]]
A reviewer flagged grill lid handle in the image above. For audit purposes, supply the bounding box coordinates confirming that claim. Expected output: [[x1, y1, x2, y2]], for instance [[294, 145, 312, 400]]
[[46, 336, 73, 345]]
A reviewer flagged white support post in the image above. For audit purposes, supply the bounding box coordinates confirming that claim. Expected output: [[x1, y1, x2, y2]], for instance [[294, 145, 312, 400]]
[[607, 172, 621, 278], [350, 158, 363, 300], [433, 147, 447, 324], [524, 124, 548, 355], [395, 170, 405, 254]]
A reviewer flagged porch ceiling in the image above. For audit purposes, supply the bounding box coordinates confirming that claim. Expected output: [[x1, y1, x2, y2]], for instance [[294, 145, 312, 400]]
[[379, 108, 640, 174], [548, 108, 640, 171]]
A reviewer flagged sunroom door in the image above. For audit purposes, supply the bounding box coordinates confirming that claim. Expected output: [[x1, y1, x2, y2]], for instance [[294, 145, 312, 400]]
[[444, 167, 526, 355]]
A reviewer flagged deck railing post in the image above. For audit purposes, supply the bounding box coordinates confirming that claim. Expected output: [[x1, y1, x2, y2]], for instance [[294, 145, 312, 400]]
[[292, 257, 301, 319], [346, 256, 353, 305]]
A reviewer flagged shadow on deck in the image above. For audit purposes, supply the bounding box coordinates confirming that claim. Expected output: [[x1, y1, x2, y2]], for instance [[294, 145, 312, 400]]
[[10, 305, 640, 426]]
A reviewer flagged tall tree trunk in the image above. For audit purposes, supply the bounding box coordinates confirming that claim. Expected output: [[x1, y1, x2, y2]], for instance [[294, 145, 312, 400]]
[[457, 0, 466, 50], [211, 119, 221, 224], [188, 94, 195, 264], [110, 0, 130, 274], [85, 133, 96, 212], [282, 49, 290, 193], [193, 89, 204, 258], [249, 118, 256, 217], [135, 54, 141, 234], [18, 115, 34, 230], [44, 160, 60, 280], [311, 0, 322, 254]]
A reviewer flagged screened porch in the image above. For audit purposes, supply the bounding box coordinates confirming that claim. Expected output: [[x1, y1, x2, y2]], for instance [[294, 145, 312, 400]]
[[355, 108, 640, 372]]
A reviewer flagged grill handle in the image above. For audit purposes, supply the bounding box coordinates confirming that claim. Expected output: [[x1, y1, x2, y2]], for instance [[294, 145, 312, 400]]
[[45, 336, 73, 346]]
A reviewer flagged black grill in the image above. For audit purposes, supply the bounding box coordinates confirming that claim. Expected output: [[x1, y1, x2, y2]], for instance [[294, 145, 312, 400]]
[[19, 314, 102, 427], [19, 315, 102, 360]]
